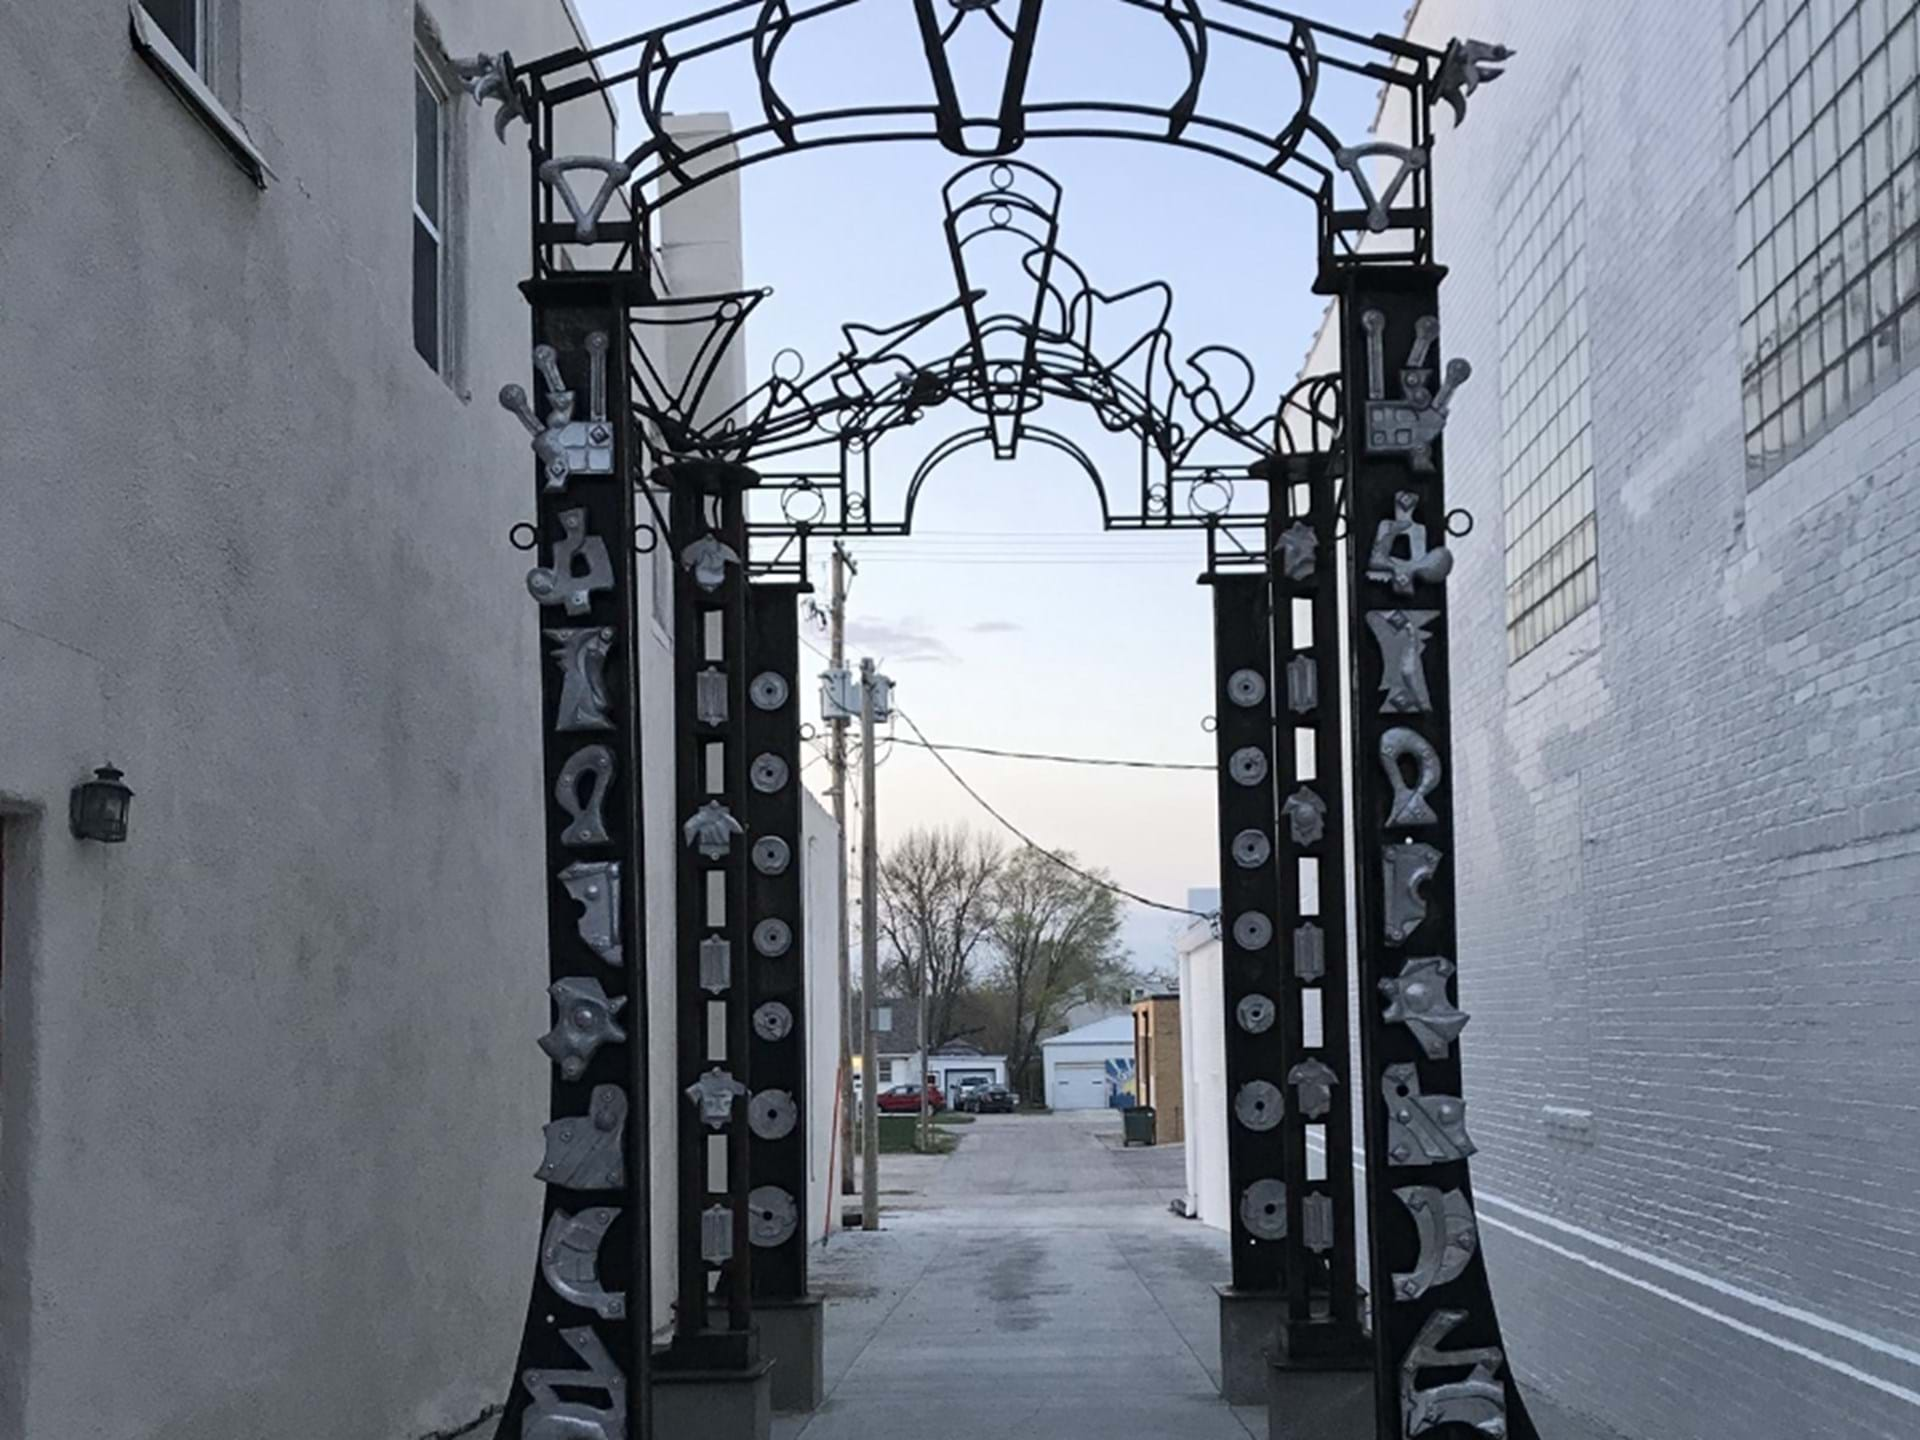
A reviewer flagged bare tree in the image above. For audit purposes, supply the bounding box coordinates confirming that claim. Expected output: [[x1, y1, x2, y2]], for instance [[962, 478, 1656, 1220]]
[[990, 847, 1130, 1100], [876, 826, 1005, 1050]]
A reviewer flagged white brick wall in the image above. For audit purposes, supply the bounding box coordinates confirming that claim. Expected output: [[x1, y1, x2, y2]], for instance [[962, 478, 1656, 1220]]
[[1350, 3, 1920, 1436]]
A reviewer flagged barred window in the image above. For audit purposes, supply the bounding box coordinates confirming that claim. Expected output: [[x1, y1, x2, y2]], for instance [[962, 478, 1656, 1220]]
[[1733, 0, 1920, 484], [1499, 86, 1596, 663]]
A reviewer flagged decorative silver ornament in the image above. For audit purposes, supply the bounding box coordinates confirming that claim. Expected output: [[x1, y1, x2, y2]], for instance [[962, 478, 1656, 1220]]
[[537, 1085, 627, 1189], [555, 745, 614, 847], [1359, 307, 1471, 471], [1383, 842, 1442, 944], [1380, 955, 1469, 1059], [1302, 1192, 1335, 1253], [1287, 1058, 1339, 1119], [686, 1067, 749, 1129], [1231, 828, 1271, 868], [541, 1206, 625, 1319], [1434, 37, 1515, 127], [748, 1186, 798, 1247], [538, 976, 628, 1081], [1383, 1063, 1476, 1166], [1235, 1080, 1284, 1132], [539, 154, 634, 244], [696, 666, 729, 726], [1393, 1186, 1479, 1301], [750, 672, 790, 710], [1368, 491, 1454, 596], [527, 508, 614, 617], [1367, 610, 1440, 714], [752, 835, 791, 875], [547, 627, 615, 732], [1294, 924, 1325, 981], [681, 533, 742, 592], [501, 334, 613, 490], [1283, 787, 1327, 846], [560, 860, 621, 967], [750, 753, 790, 793], [1227, 668, 1267, 708], [753, 1001, 794, 1041], [749, 1089, 798, 1141], [1287, 654, 1319, 713], [1233, 911, 1273, 951], [699, 936, 731, 994], [701, 1204, 733, 1265], [1400, 1309, 1508, 1438], [1236, 993, 1276, 1034], [1275, 521, 1317, 582], [1228, 747, 1268, 786], [520, 1324, 626, 1440], [450, 52, 525, 142], [683, 800, 744, 859], [1239, 1179, 1288, 1241], [753, 918, 792, 957], [1382, 726, 1443, 826], [1338, 144, 1428, 235]]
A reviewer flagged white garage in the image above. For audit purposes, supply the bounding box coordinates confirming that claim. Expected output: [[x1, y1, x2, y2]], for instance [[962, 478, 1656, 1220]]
[[1040, 1015, 1137, 1111]]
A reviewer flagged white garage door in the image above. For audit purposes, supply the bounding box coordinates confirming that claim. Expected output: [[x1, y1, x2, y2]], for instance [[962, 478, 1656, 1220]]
[[1050, 1059, 1108, 1110]]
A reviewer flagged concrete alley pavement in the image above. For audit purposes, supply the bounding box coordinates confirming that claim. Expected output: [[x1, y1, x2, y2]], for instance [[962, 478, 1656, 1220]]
[[775, 1109, 1263, 1440]]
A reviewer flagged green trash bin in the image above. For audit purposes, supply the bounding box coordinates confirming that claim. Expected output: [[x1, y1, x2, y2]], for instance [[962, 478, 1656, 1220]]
[[1122, 1105, 1156, 1146]]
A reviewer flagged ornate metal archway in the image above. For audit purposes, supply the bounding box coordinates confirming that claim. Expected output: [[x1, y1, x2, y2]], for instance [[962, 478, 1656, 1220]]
[[464, 7, 1526, 1439]]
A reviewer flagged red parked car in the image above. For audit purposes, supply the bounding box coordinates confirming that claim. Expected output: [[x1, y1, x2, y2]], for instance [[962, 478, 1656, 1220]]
[[876, 1082, 944, 1113]]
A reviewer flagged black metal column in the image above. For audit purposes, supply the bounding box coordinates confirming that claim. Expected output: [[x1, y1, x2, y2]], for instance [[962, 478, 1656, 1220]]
[[743, 584, 809, 1297], [498, 279, 653, 1440], [665, 461, 759, 1371], [1266, 454, 1366, 1365], [1340, 271, 1538, 1440], [1211, 573, 1287, 1296]]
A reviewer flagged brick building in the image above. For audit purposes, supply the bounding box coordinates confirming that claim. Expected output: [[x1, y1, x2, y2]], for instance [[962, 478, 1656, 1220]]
[[1296, 2, 1920, 1436], [1131, 992, 1185, 1143]]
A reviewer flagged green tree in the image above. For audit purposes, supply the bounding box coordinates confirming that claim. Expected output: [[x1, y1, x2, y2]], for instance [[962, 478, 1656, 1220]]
[[877, 826, 1004, 1050]]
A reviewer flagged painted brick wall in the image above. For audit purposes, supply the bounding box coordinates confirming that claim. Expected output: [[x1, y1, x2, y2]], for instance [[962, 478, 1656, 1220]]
[[1359, 2, 1920, 1436]]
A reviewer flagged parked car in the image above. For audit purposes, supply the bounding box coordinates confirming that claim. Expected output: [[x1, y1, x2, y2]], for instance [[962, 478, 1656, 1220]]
[[876, 1082, 944, 1113], [951, 1076, 991, 1110], [969, 1084, 1016, 1114]]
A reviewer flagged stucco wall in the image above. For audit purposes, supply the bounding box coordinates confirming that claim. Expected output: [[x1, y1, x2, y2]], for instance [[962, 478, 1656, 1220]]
[[1301, 3, 1920, 1436], [802, 790, 843, 1248], [1177, 928, 1230, 1231], [0, 4, 643, 1436]]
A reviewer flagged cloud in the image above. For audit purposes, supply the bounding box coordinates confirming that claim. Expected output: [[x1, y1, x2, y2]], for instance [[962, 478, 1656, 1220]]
[[967, 619, 1023, 634], [844, 617, 955, 664]]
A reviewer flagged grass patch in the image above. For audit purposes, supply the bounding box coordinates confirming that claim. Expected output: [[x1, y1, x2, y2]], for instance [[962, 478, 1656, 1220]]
[[876, 1115, 957, 1154], [933, 1111, 975, 1126]]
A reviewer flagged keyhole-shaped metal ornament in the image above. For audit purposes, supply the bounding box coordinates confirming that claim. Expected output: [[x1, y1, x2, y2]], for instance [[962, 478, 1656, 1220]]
[[555, 744, 614, 847], [1380, 726, 1443, 827]]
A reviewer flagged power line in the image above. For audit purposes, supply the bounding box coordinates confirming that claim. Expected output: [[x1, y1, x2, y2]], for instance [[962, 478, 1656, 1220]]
[[889, 737, 1212, 772], [893, 707, 1207, 919]]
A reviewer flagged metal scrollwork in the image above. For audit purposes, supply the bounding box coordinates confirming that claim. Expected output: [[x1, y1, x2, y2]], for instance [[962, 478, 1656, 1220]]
[[1401, 1310, 1509, 1437], [1235, 1080, 1284, 1132], [537, 1084, 627, 1189], [521, 1325, 627, 1440], [1393, 1185, 1480, 1301], [541, 1206, 626, 1319], [555, 745, 614, 847], [1383, 1063, 1476, 1166], [527, 508, 614, 617], [1380, 955, 1469, 1059], [748, 1186, 798, 1247], [1368, 610, 1440, 714], [749, 1089, 799, 1141], [547, 627, 616, 732], [686, 1067, 749, 1129], [683, 800, 744, 859], [1361, 311, 1470, 473], [1239, 1179, 1288, 1241], [1383, 841, 1442, 944], [1283, 787, 1328, 845], [538, 975, 628, 1081], [1368, 491, 1454, 596], [1287, 1058, 1339, 1120], [1381, 726, 1443, 827], [560, 860, 622, 967]]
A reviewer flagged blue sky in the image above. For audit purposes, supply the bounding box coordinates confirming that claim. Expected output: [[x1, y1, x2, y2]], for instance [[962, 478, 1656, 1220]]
[[573, 0, 1413, 966]]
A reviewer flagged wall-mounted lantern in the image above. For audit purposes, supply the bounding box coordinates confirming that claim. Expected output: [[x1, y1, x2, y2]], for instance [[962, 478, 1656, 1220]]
[[69, 765, 133, 843]]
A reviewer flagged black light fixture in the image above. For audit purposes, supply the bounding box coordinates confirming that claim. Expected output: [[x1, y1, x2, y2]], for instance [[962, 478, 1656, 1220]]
[[70, 764, 134, 843]]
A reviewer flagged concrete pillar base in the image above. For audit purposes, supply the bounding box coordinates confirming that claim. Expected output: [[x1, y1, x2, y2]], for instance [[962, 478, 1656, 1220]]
[[1266, 1360, 1375, 1440], [756, 1295, 825, 1413], [1216, 1285, 1287, 1405], [652, 1360, 774, 1440]]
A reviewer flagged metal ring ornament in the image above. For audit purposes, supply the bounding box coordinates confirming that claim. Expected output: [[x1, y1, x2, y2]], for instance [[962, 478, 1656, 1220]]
[[750, 672, 791, 711], [1231, 829, 1272, 868], [1227, 668, 1267, 708], [748, 1186, 798, 1248], [1236, 993, 1276, 1034], [632, 523, 659, 555], [1188, 474, 1234, 517], [1233, 911, 1274, 951], [1240, 1179, 1289, 1241], [752, 836, 791, 875], [753, 918, 792, 957], [1228, 746, 1268, 786], [781, 483, 826, 526], [750, 753, 790, 793], [1201, 715, 1218, 734], [509, 522, 539, 552], [1446, 507, 1475, 537], [1235, 1080, 1284, 1133], [748, 1089, 798, 1141], [753, 1001, 794, 1042]]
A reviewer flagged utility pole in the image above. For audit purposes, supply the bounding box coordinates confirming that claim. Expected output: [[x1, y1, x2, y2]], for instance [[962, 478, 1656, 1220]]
[[859, 657, 881, 1232], [829, 544, 856, 1198]]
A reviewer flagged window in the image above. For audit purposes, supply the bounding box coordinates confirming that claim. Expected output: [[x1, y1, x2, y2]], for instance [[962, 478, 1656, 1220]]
[[878, 1058, 896, 1083], [1499, 84, 1596, 662], [413, 57, 448, 371], [1733, 0, 1920, 484], [142, 0, 204, 73]]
